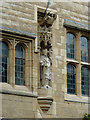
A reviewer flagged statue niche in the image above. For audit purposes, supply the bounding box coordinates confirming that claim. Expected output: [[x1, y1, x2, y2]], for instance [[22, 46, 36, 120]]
[[37, 10, 57, 113], [38, 11, 56, 88]]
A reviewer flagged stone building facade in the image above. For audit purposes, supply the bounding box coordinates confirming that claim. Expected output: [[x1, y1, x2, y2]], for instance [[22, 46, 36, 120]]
[[0, 1, 90, 118]]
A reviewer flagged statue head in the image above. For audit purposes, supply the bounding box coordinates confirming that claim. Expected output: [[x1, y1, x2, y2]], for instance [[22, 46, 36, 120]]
[[42, 49, 47, 56]]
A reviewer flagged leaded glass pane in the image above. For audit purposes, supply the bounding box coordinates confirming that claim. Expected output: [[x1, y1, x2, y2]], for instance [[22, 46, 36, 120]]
[[67, 64, 76, 94], [80, 36, 88, 62], [81, 67, 89, 96], [15, 44, 25, 85], [0, 41, 8, 82], [66, 33, 75, 59]]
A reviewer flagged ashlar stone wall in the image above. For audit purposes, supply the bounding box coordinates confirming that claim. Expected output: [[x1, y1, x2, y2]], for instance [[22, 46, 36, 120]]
[[0, 1, 89, 118]]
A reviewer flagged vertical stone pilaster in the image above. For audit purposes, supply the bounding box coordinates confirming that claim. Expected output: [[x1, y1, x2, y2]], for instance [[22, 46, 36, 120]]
[[24, 43, 29, 89], [28, 42, 32, 91], [32, 40, 38, 94], [31, 40, 34, 92]]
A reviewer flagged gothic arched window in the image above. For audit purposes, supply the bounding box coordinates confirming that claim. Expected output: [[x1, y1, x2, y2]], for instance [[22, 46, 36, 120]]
[[80, 36, 88, 62], [15, 44, 25, 85], [66, 33, 75, 59], [67, 64, 76, 94], [81, 67, 89, 96], [0, 41, 8, 82]]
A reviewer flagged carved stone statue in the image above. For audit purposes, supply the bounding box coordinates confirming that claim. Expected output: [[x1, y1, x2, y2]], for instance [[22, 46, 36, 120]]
[[40, 49, 52, 88], [38, 11, 56, 88]]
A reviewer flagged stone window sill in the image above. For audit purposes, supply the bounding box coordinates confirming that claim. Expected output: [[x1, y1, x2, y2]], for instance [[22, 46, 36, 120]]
[[81, 61, 90, 66], [64, 93, 89, 104], [0, 83, 37, 98], [67, 59, 79, 64]]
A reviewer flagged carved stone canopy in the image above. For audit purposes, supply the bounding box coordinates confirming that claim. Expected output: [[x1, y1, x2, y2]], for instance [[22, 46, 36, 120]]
[[38, 11, 57, 26]]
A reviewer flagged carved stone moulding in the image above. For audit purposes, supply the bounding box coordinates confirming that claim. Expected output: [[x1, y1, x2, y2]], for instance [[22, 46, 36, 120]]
[[38, 97, 53, 113]]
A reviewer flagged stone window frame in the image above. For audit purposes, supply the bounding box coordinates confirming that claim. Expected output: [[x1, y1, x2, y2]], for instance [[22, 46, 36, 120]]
[[15, 43, 26, 86], [0, 33, 37, 97], [65, 27, 90, 103]]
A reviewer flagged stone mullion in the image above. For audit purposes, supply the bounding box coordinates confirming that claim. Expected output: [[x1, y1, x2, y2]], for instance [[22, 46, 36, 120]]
[[11, 39, 15, 87], [76, 32, 81, 96], [8, 43, 12, 85]]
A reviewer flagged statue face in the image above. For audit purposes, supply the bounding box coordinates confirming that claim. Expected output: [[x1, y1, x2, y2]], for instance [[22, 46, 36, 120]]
[[42, 49, 47, 56]]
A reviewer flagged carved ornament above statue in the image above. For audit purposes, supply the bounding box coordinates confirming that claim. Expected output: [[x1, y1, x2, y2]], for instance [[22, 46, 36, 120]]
[[38, 11, 57, 26]]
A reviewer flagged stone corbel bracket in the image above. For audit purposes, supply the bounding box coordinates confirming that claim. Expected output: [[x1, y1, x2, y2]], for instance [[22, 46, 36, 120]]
[[37, 88, 53, 113], [38, 97, 53, 113]]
